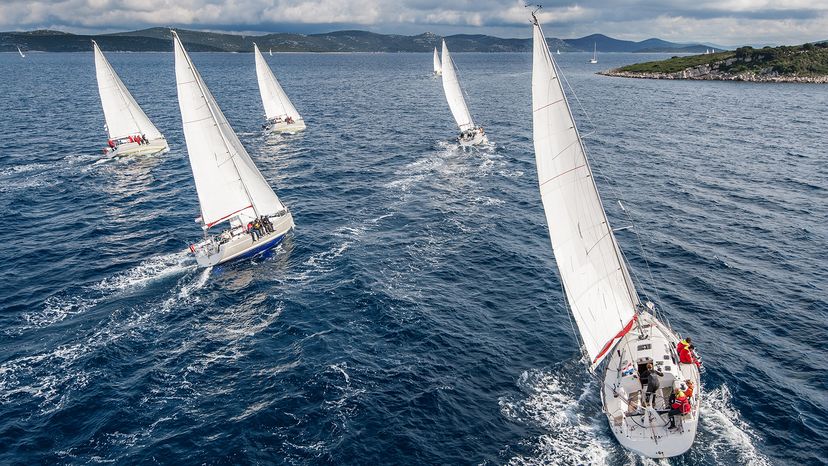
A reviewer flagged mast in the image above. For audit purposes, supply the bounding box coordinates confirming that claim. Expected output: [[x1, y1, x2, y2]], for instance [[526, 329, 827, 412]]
[[531, 13, 639, 370]]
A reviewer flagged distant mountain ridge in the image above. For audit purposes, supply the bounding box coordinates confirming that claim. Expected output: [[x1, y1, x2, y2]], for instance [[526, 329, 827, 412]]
[[1, 28, 720, 53]]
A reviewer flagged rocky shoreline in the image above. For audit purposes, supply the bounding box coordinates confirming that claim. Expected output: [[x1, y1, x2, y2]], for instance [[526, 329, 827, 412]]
[[600, 60, 828, 83]]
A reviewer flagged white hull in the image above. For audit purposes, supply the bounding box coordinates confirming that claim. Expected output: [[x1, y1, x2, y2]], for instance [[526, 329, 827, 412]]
[[601, 312, 701, 458], [458, 128, 487, 147], [107, 138, 169, 158], [266, 120, 306, 133], [590, 59, 598, 64], [192, 211, 294, 267]]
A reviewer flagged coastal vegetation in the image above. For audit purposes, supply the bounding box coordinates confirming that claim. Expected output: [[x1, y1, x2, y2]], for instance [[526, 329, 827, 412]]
[[604, 42, 828, 82]]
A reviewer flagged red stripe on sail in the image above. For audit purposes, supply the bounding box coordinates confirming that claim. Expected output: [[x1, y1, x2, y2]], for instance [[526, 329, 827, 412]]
[[206, 205, 253, 228], [593, 314, 638, 364]]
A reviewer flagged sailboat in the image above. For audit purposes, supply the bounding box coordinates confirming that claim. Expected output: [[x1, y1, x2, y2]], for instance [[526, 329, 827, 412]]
[[17, 46, 25, 58], [269, 48, 273, 56], [556, 48, 561, 55], [589, 42, 598, 64], [173, 31, 295, 267], [530, 12, 700, 458], [433, 47, 442, 76], [440, 40, 487, 147], [92, 40, 169, 157], [253, 43, 306, 133]]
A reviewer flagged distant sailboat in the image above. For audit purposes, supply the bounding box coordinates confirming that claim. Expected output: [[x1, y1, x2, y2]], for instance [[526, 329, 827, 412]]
[[589, 42, 598, 64], [433, 47, 442, 76], [17, 46, 25, 58], [556, 48, 561, 55], [92, 40, 169, 157], [269, 48, 273, 56], [440, 40, 487, 146], [254, 43, 306, 133], [531, 11, 701, 458], [173, 31, 295, 267]]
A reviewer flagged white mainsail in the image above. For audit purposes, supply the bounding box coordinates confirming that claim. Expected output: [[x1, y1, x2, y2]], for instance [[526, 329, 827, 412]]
[[532, 20, 639, 369], [253, 43, 302, 123], [440, 40, 474, 132], [93, 41, 163, 141], [433, 47, 442, 74], [174, 32, 285, 228]]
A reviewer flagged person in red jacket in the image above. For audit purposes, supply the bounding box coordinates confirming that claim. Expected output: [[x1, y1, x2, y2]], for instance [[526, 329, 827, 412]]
[[668, 388, 691, 429]]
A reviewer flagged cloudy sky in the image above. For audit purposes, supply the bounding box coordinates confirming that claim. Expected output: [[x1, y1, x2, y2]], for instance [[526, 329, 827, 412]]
[[1, 0, 826, 46]]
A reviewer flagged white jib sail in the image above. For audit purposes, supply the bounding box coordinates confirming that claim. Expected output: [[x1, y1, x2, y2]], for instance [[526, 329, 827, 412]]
[[253, 43, 302, 122], [174, 32, 285, 228], [93, 41, 163, 141], [433, 47, 442, 74], [531, 20, 639, 369], [440, 40, 474, 131]]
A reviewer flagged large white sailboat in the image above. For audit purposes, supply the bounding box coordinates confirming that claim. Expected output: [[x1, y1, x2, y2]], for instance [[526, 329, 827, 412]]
[[173, 32, 295, 267], [433, 47, 442, 76], [530, 13, 700, 458], [440, 40, 487, 147], [253, 43, 306, 133], [92, 41, 169, 158]]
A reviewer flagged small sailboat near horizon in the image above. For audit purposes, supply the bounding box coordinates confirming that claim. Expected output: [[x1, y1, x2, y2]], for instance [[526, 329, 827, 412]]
[[433, 47, 442, 76], [92, 40, 169, 158], [589, 42, 598, 64], [530, 10, 700, 458], [173, 31, 295, 267], [269, 48, 273, 56], [440, 40, 487, 147], [17, 46, 25, 58], [556, 48, 560, 55], [254, 43, 306, 133]]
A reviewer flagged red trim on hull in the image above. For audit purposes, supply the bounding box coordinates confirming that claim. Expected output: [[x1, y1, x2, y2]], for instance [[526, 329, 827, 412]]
[[593, 314, 638, 364]]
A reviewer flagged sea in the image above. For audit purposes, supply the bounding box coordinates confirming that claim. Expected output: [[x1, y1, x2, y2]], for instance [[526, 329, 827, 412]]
[[0, 50, 825, 465]]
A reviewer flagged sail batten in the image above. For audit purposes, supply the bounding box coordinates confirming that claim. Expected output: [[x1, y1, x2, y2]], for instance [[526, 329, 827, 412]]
[[93, 41, 163, 141], [174, 32, 285, 229], [531, 20, 639, 368], [440, 40, 475, 131], [254, 43, 302, 122]]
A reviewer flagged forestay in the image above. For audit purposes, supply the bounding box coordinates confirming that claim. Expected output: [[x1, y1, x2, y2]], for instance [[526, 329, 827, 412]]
[[93, 41, 163, 141], [531, 21, 639, 369], [174, 32, 285, 228], [433, 47, 442, 74], [440, 40, 474, 131], [253, 43, 302, 122]]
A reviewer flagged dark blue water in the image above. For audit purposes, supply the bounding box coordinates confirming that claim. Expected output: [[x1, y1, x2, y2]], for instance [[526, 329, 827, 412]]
[[1, 50, 825, 465]]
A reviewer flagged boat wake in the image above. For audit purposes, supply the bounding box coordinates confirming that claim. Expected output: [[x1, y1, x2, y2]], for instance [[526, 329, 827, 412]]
[[697, 385, 771, 465], [16, 251, 195, 333], [499, 367, 613, 466]]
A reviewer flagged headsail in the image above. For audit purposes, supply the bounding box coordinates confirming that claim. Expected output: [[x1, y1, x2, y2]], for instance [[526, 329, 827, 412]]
[[253, 43, 302, 123], [531, 18, 639, 369], [433, 47, 442, 74], [93, 41, 163, 141], [440, 40, 474, 131], [174, 32, 285, 228]]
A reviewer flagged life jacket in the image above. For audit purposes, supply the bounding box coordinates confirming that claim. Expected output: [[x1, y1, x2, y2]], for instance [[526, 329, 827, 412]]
[[672, 392, 691, 414], [247, 222, 253, 231]]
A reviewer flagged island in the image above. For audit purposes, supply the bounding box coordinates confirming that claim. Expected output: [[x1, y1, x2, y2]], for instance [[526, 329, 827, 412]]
[[600, 42, 828, 83]]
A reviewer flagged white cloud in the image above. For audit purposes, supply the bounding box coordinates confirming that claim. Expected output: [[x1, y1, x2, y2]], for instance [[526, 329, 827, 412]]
[[0, 0, 825, 45]]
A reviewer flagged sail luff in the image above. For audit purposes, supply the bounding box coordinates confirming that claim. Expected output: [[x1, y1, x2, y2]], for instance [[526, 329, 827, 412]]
[[440, 40, 474, 131], [531, 19, 638, 369], [174, 32, 285, 228], [93, 41, 163, 141], [253, 43, 302, 121]]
